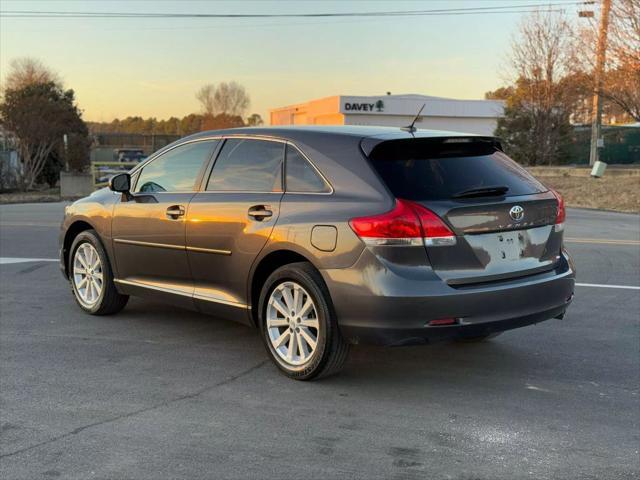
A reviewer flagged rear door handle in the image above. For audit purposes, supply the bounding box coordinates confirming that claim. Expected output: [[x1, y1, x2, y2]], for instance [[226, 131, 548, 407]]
[[248, 205, 273, 221], [166, 205, 186, 219]]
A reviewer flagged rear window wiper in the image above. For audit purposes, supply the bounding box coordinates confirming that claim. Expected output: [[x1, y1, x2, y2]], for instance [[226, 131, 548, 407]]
[[451, 185, 509, 199]]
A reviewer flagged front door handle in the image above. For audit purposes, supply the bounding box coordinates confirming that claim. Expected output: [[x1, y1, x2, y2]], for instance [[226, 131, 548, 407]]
[[248, 205, 273, 221], [166, 205, 186, 219]]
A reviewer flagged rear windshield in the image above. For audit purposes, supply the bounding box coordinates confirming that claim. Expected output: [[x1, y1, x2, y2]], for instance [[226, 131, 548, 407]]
[[367, 138, 547, 201]]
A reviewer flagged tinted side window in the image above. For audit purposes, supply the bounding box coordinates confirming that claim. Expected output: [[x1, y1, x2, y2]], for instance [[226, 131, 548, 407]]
[[135, 141, 217, 193], [285, 145, 330, 193], [206, 139, 283, 192]]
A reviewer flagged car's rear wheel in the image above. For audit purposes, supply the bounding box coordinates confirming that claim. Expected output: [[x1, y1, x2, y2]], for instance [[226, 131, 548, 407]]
[[69, 230, 128, 315], [258, 262, 349, 380]]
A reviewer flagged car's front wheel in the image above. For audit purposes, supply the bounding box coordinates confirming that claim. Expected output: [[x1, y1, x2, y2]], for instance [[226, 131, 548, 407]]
[[258, 262, 349, 380], [69, 230, 128, 315]]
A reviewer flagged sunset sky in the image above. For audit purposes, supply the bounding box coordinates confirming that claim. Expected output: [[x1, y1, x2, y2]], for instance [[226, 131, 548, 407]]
[[0, 0, 584, 122]]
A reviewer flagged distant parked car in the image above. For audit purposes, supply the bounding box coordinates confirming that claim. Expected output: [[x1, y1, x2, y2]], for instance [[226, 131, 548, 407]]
[[116, 149, 146, 163], [59, 126, 575, 380]]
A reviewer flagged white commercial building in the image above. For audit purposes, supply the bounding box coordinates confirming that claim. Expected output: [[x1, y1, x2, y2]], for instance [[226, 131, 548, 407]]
[[270, 94, 504, 136]]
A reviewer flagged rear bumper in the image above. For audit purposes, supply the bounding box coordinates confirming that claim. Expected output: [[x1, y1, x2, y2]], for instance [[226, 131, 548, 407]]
[[321, 249, 575, 346], [337, 303, 570, 346]]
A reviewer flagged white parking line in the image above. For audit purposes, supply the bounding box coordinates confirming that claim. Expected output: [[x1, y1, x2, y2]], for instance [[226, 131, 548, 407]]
[[0, 257, 58, 264], [0, 222, 60, 227], [576, 283, 640, 291]]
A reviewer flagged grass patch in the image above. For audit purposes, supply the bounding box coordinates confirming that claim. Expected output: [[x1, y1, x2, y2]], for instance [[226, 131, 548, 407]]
[[539, 176, 639, 213], [0, 188, 61, 204]]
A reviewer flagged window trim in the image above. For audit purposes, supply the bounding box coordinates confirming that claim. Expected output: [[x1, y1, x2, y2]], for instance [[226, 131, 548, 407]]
[[283, 142, 333, 195], [129, 133, 334, 196], [132, 138, 220, 194]]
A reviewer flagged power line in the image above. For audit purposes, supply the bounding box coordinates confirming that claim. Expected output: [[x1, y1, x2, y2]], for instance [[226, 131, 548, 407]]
[[2, 9, 569, 20], [6, 9, 570, 34], [0, 2, 590, 18]]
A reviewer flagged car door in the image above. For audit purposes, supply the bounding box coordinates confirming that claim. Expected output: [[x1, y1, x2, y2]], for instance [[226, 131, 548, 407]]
[[186, 137, 285, 323], [111, 139, 218, 306]]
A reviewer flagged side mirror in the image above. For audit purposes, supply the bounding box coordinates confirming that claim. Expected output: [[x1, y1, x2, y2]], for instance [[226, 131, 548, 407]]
[[109, 173, 131, 193]]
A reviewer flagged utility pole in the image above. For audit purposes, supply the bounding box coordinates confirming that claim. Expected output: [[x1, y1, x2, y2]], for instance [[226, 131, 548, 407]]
[[63, 134, 69, 172], [589, 0, 612, 167]]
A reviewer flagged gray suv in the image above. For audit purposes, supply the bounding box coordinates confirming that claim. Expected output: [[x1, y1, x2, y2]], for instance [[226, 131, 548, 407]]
[[59, 126, 575, 380]]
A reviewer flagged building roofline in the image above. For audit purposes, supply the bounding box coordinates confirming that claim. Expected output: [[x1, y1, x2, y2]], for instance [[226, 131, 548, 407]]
[[269, 93, 504, 113]]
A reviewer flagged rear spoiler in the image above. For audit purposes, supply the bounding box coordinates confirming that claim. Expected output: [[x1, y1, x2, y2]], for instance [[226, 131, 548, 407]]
[[360, 135, 503, 157]]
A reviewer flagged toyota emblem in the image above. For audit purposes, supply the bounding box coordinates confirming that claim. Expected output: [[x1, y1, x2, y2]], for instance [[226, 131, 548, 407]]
[[509, 205, 524, 222]]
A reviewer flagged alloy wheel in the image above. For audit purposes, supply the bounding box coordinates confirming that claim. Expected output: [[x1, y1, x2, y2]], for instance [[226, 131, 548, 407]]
[[73, 243, 103, 308], [266, 281, 320, 366]]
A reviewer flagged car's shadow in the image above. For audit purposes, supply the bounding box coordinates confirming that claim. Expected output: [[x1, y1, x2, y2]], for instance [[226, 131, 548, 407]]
[[116, 297, 550, 392]]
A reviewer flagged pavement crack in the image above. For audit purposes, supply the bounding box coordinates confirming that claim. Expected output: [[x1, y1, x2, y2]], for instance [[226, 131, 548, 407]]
[[0, 359, 268, 459], [17, 263, 49, 274]]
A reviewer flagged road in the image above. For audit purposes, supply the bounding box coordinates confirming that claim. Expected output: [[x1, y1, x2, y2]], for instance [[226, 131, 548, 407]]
[[1, 202, 638, 480]]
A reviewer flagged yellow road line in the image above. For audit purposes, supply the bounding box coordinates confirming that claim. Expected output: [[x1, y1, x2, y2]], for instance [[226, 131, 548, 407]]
[[565, 237, 640, 246]]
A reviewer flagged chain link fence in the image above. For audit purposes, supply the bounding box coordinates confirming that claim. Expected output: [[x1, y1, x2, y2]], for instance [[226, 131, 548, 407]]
[[566, 124, 640, 165]]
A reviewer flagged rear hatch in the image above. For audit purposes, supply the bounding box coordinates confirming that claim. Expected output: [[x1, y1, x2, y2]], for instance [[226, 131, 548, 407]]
[[364, 136, 564, 285]]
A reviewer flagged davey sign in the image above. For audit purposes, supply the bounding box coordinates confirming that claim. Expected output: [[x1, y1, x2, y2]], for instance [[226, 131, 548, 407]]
[[343, 99, 385, 113]]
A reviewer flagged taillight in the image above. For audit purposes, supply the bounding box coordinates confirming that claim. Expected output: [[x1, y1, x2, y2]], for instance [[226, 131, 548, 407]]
[[349, 199, 456, 247], [410, 202, 457, 246], [551, 189, 566, 231]]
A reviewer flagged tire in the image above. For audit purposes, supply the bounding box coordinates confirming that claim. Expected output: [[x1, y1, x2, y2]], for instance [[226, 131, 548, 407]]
[[258, 262, 349, 380], [69, 230, 128, 315], [456, 332, 502, 343]]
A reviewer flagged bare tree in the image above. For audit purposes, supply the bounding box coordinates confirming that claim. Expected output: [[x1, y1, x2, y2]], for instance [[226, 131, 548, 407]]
[[498, 10, 576, 165], [605, 0, 640, 120], [196, 84, 216, 116], [213, 81, 250, 117], [511, 10, 572, 107], [196, 81, 251, 118], [608, 0, 640, 67], [246, 113, 264, 126], [2, 57, 61, 92], [572, 0, 640, 120]]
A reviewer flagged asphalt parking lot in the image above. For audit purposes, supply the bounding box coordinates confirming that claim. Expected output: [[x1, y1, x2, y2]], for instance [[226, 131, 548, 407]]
[[0, 202, 638, 480]]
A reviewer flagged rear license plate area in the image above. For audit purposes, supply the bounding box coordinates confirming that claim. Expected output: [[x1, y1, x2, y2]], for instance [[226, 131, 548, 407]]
[[491, 231, 524, 261]]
